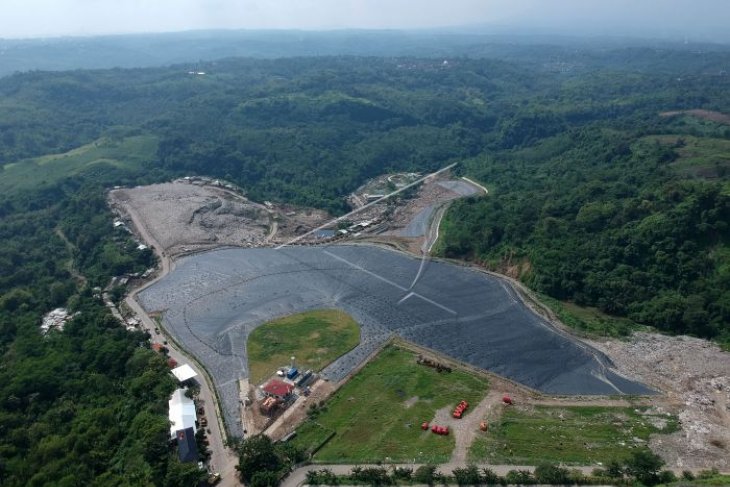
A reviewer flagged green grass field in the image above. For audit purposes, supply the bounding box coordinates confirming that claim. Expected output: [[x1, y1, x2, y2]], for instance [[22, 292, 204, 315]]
[[291, 345, 489, 464], [0, 135, 158, 192], [469, 404, 678, 465], [247, 309, 360, 384]]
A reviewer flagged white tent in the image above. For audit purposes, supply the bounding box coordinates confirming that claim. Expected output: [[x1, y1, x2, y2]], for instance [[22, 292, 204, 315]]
[[171, 363, 198, 383], [168, 388, 197, 438]]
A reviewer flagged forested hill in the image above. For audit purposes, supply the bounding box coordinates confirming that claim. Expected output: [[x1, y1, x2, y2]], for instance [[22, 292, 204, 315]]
[[1, 52, 729, 343]]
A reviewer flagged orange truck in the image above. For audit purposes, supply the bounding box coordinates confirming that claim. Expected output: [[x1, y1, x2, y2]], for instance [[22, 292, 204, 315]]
[[452, 400, 469, 418]]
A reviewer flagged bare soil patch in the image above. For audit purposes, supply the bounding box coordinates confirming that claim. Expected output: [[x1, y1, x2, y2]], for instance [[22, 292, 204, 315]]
[[110, 181, 272, 256], [404, 396, 419, 409], [660, 109, 730, 125], [266, 380, 337, 442]]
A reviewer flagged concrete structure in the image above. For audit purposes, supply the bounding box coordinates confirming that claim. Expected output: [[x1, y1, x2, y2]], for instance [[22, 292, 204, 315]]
[[168, 388, 197, 438]]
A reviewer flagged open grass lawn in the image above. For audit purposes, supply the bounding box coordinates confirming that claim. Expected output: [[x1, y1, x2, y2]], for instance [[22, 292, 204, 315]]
[[247, 309, 360, 384], [0, 135, 158, 192], [469, 405, 678, 465], [291, 345, 489, 464]]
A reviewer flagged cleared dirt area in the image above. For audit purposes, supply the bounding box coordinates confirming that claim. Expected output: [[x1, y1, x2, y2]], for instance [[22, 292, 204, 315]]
[[660, 109, 730, 125], [109, 179, 331, 257], [589, 332, 730, 470], [266, 379, 337, 442], [109, 181, 272, 256]]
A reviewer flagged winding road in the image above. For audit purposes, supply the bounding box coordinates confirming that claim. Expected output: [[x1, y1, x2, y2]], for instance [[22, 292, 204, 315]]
[[122, 202, 240, 486]]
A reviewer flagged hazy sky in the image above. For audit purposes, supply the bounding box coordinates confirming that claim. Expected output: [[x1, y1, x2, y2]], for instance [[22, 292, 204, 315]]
[[0, 0, 728, 39]]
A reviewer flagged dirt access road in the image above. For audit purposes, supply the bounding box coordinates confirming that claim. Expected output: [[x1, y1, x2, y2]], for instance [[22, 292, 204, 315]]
[[122, 201, 240, 486]]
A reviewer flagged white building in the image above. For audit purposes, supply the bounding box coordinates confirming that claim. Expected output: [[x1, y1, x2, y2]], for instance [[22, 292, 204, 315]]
[[168, 389, 197, 439], [171, 363, 198, 383]]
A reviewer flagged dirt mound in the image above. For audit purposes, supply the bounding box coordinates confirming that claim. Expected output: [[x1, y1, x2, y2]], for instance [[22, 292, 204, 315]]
[[110, 181, 272, 255]]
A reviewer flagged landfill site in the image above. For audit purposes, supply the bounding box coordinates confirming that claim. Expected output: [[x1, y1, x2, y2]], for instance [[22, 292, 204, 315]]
[[114, 174, 730, 471], [590, 333, 730, 469], [108, 172, 484, 258], [138, 245, 651, 438]]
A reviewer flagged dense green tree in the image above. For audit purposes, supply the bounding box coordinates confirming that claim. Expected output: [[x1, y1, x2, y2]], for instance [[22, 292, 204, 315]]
[[624, 450, 665, 486], [413, 465, 437, 485], [236, 435, 281, 483], [163, 460, 207, 487], [452, 464, 481, 486], [533, 463, 571, 484]]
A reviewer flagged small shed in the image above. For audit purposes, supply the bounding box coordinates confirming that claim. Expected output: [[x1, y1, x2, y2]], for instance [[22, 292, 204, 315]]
[[171, 364, 198, 383]]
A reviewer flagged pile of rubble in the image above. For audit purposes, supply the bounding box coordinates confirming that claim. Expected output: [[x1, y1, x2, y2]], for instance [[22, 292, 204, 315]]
[[41, 308, 77, 334], [109, 182, 272, 255], [590, 332, 730, 469]]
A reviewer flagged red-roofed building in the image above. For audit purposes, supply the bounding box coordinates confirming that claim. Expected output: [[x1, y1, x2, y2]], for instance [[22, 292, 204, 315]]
[[262, 379, 294, 400]]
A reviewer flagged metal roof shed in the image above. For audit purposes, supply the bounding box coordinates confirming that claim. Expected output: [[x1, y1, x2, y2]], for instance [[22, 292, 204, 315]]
[[171, 363, 198, 383], [168, 389, 197, 438]]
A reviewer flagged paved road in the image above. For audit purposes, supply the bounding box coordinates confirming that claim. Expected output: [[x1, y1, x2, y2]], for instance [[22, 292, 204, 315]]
[[122, 203, 240, 487]]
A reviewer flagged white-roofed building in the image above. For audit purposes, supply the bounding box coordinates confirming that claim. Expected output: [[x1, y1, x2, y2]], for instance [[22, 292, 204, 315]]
[[171, 363, 198, 383], [168, 388, 197, 439]]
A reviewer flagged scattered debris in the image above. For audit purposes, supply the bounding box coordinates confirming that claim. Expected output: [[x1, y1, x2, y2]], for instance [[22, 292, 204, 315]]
[[40, 308, 77, 334], [590, 332, 730, 469], [416, 354, 452, 373]]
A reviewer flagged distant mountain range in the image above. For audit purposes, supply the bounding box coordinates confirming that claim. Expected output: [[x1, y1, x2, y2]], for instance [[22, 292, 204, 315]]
[[1, 28, 729, 78]]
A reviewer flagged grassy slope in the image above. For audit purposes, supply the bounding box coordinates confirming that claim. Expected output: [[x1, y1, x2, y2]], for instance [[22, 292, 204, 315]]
[[291, 345, 489, 464], [247, 309, 360, 385], [470, 405, 678, 465], [539, 295, 644, 338], [0, 135, 158, 192]]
